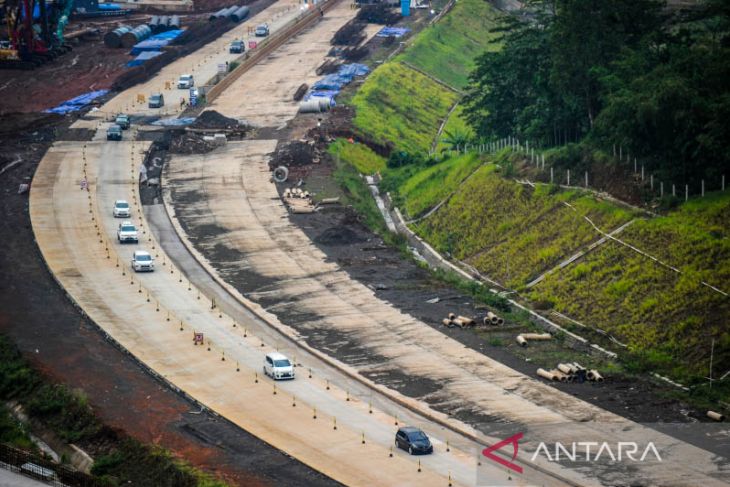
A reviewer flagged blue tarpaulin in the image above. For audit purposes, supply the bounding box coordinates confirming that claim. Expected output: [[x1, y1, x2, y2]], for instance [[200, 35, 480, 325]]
[[127, 50, 162, 67], [98, 3, 122, 10], [310, 63, 369, 93], [304, 90, 339, 101], [130, 29, 183, 55], [44, 90, 109, 114], [150, 117, 196, 126], [376, 27, 410, 38]]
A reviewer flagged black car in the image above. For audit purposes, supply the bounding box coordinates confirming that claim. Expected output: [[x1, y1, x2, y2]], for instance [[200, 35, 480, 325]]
[[395, 426, 433, 455], [106, 124, 122, 141], [229, 40, 244, 54]]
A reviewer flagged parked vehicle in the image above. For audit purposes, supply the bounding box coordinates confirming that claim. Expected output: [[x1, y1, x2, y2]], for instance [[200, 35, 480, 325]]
[[177, 74, 194, 89], [263, 352, 295, 380], [254, 23, 269, 37], [113, 200, 131, 218], [115, 113, 130, 129], [395, 427, 433, 455], [117, 221, 138, 243], [106, 124, 122, 141], [229, 39, 244, 53], [148, 93, 164, 108], [131, 250, 154, 272]]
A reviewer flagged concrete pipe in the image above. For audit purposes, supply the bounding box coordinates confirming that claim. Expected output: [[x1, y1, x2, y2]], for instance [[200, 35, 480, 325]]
[[457, 316, 474, 326], [572, 362, 586, 371], [486, 312, 500, 325], [447, 312, 456, 321], [169, 15, 181, 30], [103, 25, 132, 48], [587, 370, 604, 382], [121, 24, 152, 48], [148, 16, 160, 30], [552, 370, 568, 382], [441, 318, 452, 327], [318, 97, 333, 111], [273, 166, 289, 183], [707, 411, 725, 422], [516, 335, 527, 347], [230, 6, 250, 22], [557, 363, 573, 375], [299, 99, 326, 113], [520, 333, 552, 341], [320, 197, 340, 204], [157, 16, 170, 32], [290, 206, 315, 214], [537, 368, 557, 381], [497, 317, 505, 325], [209, 7, 228, 21]]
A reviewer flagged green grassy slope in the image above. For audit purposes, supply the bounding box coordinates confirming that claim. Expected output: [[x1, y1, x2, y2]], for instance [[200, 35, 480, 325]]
[[414, 161, 635, 288], [395, 152, 483, 217], [528, 192, 730, 377], [397, 0, 502, 89], [435, 104, 475, 153], [328, 138, 386, 175], [350, 62, 459, 155]]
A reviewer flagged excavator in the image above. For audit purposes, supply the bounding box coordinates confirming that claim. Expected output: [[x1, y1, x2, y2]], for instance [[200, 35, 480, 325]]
[[0, 0, 74, 68]]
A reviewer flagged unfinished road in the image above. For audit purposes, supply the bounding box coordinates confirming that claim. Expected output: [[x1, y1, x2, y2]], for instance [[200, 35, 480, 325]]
[[161, 4, 729, 487], [28, 1, 565, 487]]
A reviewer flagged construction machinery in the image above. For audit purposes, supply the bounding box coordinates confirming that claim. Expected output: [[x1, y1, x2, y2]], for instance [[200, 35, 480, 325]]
[[0, 0, 74, 69]]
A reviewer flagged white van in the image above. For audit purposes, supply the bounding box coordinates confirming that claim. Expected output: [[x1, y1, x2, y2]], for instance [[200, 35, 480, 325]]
[[178, 74, 194, 89], [263, 352, 295, 380]]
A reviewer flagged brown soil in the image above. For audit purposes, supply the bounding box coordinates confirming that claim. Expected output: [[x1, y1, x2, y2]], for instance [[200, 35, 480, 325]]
[[0, 33, 129, 114]]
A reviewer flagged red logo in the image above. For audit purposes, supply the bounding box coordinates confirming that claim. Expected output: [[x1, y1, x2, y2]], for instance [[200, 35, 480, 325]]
[[482, 432, 523, 474]]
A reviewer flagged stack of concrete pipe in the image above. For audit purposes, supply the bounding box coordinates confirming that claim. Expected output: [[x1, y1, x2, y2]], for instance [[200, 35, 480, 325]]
[[299, 98, 333, 113], [483, 311, 504, 326], [441, 313, 476, 329], [537, 363, 603, 383], [104, 25, 132, 48]]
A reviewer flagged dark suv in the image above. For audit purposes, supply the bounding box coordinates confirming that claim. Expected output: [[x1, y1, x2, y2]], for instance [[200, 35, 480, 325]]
[[229, 39, 244, 54], [395, 426, 433, 455], [106, 124, 122, 141]]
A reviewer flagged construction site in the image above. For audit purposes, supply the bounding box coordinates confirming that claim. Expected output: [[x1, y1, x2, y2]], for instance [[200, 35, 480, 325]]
[[0, 0, 728, 485]]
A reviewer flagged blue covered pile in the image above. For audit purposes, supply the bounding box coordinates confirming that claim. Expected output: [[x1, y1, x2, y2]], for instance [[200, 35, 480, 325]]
[[127, 50, 163, 67], [376, 27, 410, 38], [130, 29, 183, 55], [305, 63, 369, 102], [44, 90, 109, 114]]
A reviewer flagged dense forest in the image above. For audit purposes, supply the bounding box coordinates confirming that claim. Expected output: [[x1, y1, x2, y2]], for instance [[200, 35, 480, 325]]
[[464, 0, 730, 186]]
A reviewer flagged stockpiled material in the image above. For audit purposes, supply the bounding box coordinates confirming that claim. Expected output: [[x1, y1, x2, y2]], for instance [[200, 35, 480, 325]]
[[516, 335, 527, 347], [557, 363, 573, 375], [587, 370, 604, 382], [520, 333, 552, 341], [169, 15, 181, 30], [457, 315, 474, 326], [230, 6, 250, 22], [121, 24, 152, 48], [104, 25, 132, 48], [707, 411, 725, 422], [537, 368, 557, 381]]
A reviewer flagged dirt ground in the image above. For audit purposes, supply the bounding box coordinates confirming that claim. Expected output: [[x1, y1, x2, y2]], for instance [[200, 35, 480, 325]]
[[0, 113, 338, 487]]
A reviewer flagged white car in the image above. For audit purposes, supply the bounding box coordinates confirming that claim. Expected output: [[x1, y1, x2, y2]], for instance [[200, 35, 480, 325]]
[[117, 221, 138, 243], [263, 352, 295, 380], [113, 199, 131, 218], [177, 74, 194, 89], [131, 250, 154, 272]]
